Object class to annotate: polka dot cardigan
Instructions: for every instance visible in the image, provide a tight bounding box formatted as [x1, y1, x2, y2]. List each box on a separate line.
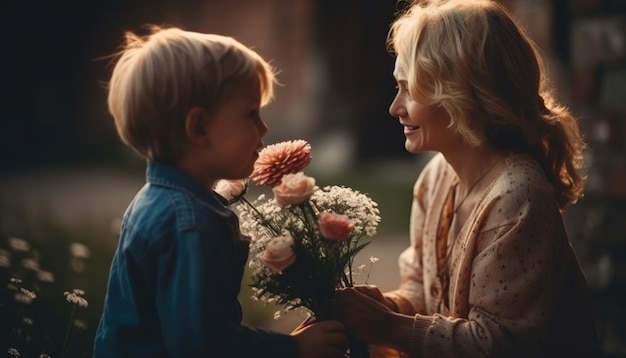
[381, 153, 599, 357]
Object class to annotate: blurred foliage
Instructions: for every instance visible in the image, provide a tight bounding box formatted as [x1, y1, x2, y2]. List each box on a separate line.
[0, 213, 116, 358]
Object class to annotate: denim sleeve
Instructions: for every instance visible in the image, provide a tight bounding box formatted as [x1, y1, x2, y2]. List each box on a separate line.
[153, 225, 299, 357]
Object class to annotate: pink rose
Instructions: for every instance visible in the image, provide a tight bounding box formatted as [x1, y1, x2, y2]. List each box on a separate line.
[272, 172, 317, 207]
[260, 234, 296, 274]
[317, 212, 353, 241]
[214, 179, 247, 201]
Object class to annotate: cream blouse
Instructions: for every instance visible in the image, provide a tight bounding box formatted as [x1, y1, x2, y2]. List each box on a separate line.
[383, 153, 599, 357]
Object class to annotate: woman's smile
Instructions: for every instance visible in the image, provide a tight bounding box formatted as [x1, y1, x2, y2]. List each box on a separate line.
[402, 123, 420, 135]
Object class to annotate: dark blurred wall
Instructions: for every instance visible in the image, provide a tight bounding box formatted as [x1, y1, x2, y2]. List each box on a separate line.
[1, 0, 207, 172]
[1, 0, 408, 173]
[313, 0, 410, 163]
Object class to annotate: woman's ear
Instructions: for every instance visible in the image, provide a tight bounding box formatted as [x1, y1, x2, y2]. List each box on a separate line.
[184, 107, 211, 145]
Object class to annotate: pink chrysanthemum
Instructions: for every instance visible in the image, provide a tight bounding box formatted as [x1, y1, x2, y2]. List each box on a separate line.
[250, 140, 313, 187]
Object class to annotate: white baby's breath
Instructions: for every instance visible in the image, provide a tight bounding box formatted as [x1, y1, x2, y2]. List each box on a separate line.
[237, 181, 381, 314]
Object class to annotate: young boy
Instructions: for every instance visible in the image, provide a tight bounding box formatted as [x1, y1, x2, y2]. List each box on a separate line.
[94, 26, 347, 357]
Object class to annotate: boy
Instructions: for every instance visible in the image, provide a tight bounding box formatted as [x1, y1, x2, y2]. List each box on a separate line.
[94, 26, 347, 357]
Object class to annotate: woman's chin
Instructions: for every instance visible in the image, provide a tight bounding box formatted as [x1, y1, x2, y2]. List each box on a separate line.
[404, 141, 424, 154]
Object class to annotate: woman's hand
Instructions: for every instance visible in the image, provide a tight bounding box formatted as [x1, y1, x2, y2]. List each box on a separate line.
[335, 287, 398, 345]
[350, 284, 397, 311]
[291, 320, 347, 358]
[335, 287, 414, 351]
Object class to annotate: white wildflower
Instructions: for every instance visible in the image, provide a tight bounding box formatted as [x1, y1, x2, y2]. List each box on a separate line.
[69, 242, 90, 258]
[21, 258, 39, 270]
[7, 277, 22, 291]
[0, 249, 11, 267]
[36, 270, 55, 283]
[0, 255, 10, 268]
[7, 348, 20, 357]
[73, 319, 87, 330]
[369, 256, 380, 263]
[14, 289, 36, 305]
[64, 291, 88, 308]
[20, 288, 37, 299]
[8, 237, 29, 252]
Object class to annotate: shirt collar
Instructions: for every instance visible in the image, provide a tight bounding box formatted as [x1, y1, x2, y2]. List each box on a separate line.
[146, 161, 229, 207]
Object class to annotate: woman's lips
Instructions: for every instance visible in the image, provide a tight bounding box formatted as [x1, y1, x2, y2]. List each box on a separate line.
[403, 124, 420, 134]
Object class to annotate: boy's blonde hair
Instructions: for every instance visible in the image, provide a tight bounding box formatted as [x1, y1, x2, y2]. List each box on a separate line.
[108, 26, 277, 163]
[389, 0, 586, 210]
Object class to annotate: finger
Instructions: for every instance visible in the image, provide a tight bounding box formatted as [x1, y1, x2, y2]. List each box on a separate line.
[353, 284, 377, 292]
[326, 331, 348, 346]
[320, 320, 345, 333]
[335, 287, 358, 301]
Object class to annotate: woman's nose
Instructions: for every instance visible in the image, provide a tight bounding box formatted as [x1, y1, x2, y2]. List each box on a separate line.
[389, 94, 403, 118]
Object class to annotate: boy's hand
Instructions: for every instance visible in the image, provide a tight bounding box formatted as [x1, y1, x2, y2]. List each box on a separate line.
[291, 320, 347, 358]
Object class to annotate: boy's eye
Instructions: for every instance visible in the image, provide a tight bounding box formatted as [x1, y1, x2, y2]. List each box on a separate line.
[249, 110, 259, 119]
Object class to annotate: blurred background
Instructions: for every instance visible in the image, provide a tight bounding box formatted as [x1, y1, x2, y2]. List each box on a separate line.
[1, 0, 625, 356]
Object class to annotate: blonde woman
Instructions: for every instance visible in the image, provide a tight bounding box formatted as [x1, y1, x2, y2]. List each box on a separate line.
[335, 1, 600, 357]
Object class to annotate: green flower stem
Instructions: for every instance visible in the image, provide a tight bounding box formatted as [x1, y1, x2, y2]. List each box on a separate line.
[241, 196, 281, 236]
[299, 202, 319, 238]
[60, 305, 75, 358]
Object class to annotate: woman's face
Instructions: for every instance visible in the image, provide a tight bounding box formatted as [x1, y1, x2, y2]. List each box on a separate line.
[389, 58, 457, 154]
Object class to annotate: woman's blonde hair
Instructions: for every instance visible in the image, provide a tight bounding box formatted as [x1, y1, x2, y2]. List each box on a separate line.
[389, 0, 586, 209]
[107, 26, 277, 164]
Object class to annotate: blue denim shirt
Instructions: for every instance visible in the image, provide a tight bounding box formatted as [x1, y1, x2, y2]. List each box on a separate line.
[94, 162, 298, 357]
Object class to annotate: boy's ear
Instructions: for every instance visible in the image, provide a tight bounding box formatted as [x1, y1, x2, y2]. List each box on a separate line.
[184, 107, 211, 145]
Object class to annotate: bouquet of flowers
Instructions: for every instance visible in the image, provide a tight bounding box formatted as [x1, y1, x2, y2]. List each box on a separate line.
[215, 139, 380, 357]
